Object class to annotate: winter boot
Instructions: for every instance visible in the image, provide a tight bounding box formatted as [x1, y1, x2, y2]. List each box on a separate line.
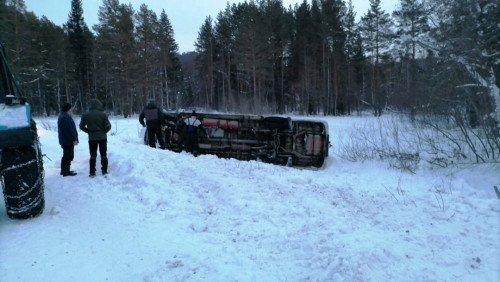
[101, 156, 108, 175]
[89, 157, 97, 176]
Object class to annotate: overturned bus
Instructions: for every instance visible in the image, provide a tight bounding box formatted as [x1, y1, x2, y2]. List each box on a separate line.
[143, 112, 330, 169]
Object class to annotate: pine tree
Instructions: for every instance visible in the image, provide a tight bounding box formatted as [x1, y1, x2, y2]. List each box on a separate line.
[135, 4, 160, 106]
[429, 0, 499, 136]
[94, 0, 135, 116]
[158, 10, 181, 110]
[214, 4, 237, 111]
[359, 0, 393, 116]
[260, 0, 290, 113]
[232, 1, 270, 113]
[66, 0, 94, 111]
[34, 17, 67, 116]
[291, 0, 315, 114]
[392, 0, 429, 109]
[342, 0, 363, 115]
[393, 0, 428, 60]
[321, 0, 347, 115]
[195, 16, 215, 109]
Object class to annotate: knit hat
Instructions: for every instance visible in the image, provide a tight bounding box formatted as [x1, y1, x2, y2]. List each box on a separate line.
[178, 111, 187, 119]
[61, 102, 72, 112]
[90, 99, 103, 110]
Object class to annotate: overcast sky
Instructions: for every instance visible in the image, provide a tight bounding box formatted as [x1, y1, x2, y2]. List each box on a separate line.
[24, 0, 398, 53]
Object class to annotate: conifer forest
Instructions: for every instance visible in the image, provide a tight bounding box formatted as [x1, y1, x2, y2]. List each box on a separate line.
[1, 0, 498, 131]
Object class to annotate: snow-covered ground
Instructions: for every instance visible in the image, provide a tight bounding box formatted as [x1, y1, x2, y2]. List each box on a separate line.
[1, 114, 498, 281]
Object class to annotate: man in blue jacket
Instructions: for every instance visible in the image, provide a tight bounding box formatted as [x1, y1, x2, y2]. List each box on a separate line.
[58, 102, 79, 176]
[80, 99, 111, 177]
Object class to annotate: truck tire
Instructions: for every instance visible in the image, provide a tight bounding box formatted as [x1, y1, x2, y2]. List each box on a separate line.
[1, 138, 45, 219]
[263, 116, 292, 131]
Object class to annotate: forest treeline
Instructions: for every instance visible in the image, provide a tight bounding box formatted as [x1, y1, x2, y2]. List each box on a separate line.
[0, 0, 498, 127]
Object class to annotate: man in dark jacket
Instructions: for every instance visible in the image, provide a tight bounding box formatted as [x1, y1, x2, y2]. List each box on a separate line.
[175, 112, 188, 151]
[183, 110, 207, 157]
[58, 102, 79, 176]
[139, 99, 167, 149]
[80, 99, 112, 177]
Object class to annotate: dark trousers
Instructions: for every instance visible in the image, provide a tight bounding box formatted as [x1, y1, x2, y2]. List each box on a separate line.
[185, 133, 200, 156]
[89, 139, 108, 174]
[147, 128, 166, 149]
[61, 145, 75, 174]
[177, 132, 186, 151]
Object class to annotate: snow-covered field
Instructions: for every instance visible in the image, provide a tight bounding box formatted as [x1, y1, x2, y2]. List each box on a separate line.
[1, 114, 499, 281]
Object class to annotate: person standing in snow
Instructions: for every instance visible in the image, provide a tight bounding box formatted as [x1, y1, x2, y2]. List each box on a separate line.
[139, 99, 167, 149]
[184, 110, 207, 157]
[58, 102, 79, 176]
[79, 99, 112, 177]
[175, 111, 188, 151]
